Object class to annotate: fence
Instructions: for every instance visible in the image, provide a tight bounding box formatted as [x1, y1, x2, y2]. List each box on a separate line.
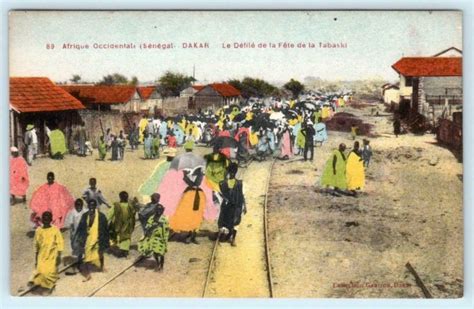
[161, 97, 191, 116]
[426, 95, 463, 105]
[79, 110, 141, 147]
[436, 112, 462, 151]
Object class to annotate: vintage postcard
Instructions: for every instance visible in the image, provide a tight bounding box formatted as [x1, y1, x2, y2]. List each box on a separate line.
[8, 11, 463, 298]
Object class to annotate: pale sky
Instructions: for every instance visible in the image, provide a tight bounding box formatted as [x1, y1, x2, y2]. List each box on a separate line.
[9, 11, 462, 84]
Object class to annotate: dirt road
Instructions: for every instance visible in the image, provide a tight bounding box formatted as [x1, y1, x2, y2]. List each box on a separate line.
[267, 104, 463, 298]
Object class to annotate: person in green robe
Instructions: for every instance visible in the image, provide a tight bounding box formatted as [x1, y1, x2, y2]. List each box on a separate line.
[98, 136, 107, 161]
[321, 143, 347, 196]
[151, 133, 161, 159]
[107, 191, 137, 257]
[296, 127, 306, 156]
[313, 109, 322, 124]
[183, 139, 194, 152]
[50, 128, 67, 159]
[204, 145, 230, 192]
[138, 148, 176, 197]
[138, 204, 169, 271]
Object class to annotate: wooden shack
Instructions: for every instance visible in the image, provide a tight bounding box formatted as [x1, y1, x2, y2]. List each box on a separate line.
[194, 83, 241, 111]
[137, 86, 163, 114]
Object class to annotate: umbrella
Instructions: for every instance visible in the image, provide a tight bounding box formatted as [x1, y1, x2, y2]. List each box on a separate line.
[284, 110, 299, 118]
[169, 152, 206, 170]
[304, 102, 317, 110]
[269, 111, 285, 121]
[233, 113, 246, 122]
[210, 136, 239, 149]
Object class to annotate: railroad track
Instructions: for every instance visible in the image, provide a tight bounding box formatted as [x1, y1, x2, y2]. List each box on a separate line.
[202, 158, 276, 298]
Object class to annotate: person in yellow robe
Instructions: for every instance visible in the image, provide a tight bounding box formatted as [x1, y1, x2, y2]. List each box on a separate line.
[346, 141, 365, 196]
[29, 211, 64, 294]
[138, 116, 148, 143]
[73, 199, 110, 281]
[178, 118, 187, 131]
[321, 105, 331, 120]
[108, 191, 137, 257]
[245, 111, 254, 121]
[248, 128, 259, 147]
[216, 119, 225, 130]
[192, 124, 201, 141]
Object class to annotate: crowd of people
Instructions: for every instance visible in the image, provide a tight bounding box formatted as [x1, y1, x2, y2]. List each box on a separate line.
[96, 94, 344, 164]
[10, 91, 379, 295]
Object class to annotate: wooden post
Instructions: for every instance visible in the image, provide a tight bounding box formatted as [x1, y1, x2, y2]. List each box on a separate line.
[431, 105, 435, 127]
[406, 262, 433, 298]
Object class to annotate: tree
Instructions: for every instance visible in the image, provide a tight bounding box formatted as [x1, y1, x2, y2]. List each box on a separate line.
[97, 73, 129, 85]
[228, 77, 277, 98]
[157, 71, 196, 97]
[70, 74, 81, 84]
[129, 76, 139, 86]
[284, 78, 305, 98]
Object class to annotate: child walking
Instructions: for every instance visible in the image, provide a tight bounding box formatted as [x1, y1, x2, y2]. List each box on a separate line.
[29, 211, 64, 295]
[138, 204, 169, 271]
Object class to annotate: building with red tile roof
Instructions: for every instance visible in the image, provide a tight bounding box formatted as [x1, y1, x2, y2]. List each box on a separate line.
[391, 52, 462, 124]
[9, 77, 86, 154]
[10, 77, 85, 113]
[137, 86, 162, 113]
[137, 86, 157, 101]
[194, 83, 242, 110]
[391, 57, 462, 77]
[207, 83, 241, 97]
[61, 85, 141, 112]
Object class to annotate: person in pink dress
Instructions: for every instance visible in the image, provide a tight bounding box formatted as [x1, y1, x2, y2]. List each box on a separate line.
[279, 125, 293, 160]
[10, 146, 29, 205]
[29, 172, 74, 229]
[158, 169, 218, 223]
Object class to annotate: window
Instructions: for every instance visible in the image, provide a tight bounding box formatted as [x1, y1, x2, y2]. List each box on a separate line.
[405, 77, 413, 87]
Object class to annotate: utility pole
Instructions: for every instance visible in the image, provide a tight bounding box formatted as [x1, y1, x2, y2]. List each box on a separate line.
[192, 65, 196, 85]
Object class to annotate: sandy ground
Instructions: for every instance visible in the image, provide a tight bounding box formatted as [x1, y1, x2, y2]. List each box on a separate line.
[206, 161, 272, 298]
[267, 104, 463, 298]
